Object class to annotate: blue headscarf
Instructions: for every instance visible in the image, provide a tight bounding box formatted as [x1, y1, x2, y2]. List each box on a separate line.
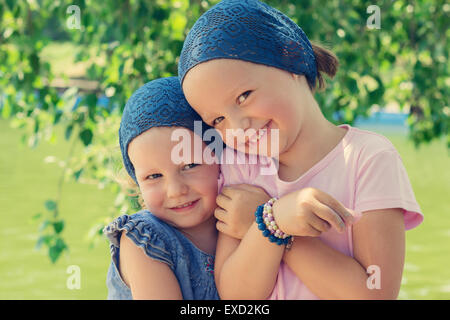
[119, 77, 217, 184]
[178, 0, 317, 88]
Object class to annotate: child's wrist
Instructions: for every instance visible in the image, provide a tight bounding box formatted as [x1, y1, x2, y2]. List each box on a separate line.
[255, 198, 293, 247]
[271, 197, 285, 230]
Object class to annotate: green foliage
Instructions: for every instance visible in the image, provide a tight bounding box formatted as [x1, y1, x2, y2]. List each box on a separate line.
[33, 200, 68, 264]
[269, 0, 449, 145]
[0, 0, 448, 263]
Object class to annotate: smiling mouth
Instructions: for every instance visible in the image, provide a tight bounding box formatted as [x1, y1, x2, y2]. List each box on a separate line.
[170, 199, 199, 210]
[246, 120, 272, 145]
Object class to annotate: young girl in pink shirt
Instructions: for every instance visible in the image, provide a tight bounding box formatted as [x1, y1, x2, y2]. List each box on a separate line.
[178, 0, 423, 299]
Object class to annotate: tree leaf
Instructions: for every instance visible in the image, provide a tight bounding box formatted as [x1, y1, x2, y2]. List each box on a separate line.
[53, 220, 64, 234]
[44, 200, 57, 212]
[79, 128, 93, 146]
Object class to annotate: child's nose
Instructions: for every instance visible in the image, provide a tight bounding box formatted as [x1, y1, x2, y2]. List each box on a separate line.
[166, 177, 189, 199]
[229, 113, 251, 132]
[240, 117, 250, 130]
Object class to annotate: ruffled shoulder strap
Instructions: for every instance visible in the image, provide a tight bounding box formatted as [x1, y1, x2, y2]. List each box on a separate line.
[103, 211, 176, 268]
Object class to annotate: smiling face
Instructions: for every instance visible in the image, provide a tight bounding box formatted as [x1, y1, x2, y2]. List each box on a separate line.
[182, 59, 315, 157]
[127, 126, 219, 231]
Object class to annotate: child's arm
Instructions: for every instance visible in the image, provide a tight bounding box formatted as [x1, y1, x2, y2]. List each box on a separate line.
[214, 184, 284, 299]
[119, 232, 183, 299]
[283, 208, 405, 299]
[214, 225, 285, 299]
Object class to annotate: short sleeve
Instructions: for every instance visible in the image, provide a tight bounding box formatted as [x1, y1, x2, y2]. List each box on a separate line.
[103, 212, 174, 267]
[354, 150, 423, 230]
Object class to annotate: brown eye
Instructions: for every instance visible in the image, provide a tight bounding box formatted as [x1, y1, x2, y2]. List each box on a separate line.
[237, 91, 252, 105]
[147, 173, 162, 180]
[183, 163, 200, 170]
[212, 116, 224, 126]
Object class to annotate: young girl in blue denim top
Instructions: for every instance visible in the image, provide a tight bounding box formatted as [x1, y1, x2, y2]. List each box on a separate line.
[103, 77, 230, 299]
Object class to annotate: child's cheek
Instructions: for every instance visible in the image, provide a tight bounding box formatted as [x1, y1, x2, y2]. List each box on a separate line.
[192, 164, 219, 198]
[254, 99, 276, 118]
[141, 186, 165, 213]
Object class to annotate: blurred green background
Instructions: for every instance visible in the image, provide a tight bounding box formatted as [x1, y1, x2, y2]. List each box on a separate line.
[0, 0, 448, 299]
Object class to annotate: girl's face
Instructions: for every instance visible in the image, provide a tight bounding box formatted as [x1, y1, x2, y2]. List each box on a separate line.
[128, 127, 219, 231]
[182, 59, 314, 157]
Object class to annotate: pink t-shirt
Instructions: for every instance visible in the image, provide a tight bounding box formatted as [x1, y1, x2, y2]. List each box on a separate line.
[218, 124, 423, 300]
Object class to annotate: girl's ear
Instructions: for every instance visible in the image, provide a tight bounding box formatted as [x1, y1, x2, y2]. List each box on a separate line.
[292, 74, 315, 93]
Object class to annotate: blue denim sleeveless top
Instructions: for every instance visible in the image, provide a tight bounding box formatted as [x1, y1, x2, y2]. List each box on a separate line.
[103, 210, 219, 300]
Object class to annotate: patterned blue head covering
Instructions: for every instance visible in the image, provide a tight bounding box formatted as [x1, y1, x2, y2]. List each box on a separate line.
[119, 77, 216, 184]
[178, 0, 317, 88]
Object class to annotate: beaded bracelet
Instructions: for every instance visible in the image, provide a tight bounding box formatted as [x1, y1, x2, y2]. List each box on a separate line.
[255, 198, 292, 246]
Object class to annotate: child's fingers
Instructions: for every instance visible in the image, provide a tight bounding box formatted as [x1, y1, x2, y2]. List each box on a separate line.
[303, 224, 322, 237]
[220, 186, 237, 199]
[349, 209, 363, 221]
[215, 220, 228, 234]
[313, 201, 346, 233]
[307, 214, 332, 233]
[216, 193, 231, 209]
[214, 207, 228, 223]
[315, 191, 355, 226]
[215, 220, 241, 240]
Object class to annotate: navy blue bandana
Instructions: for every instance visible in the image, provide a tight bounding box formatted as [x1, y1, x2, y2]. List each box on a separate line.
[178, 0, 317, 88]
[119, 77, 216, 184]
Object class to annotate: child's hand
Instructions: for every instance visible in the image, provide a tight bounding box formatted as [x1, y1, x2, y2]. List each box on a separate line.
[273, 188, 356, 237]
[215, 184, 271, 239]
